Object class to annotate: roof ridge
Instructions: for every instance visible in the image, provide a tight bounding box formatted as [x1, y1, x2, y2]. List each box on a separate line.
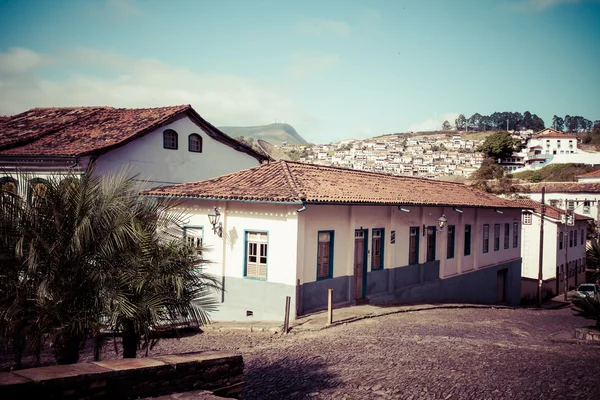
[280, 161, 306, 200]
[279, 160, 468, 187]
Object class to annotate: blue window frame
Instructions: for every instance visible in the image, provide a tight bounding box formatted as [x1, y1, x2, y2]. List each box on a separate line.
[409, 226, 419, 265]
[371, 228, 384, 270]
[447, 225, 455, 259]
[317, 230, 334, 280]
[464, 224, 471, 256]
[483, 224, 489, 253]
[244, 231, 268, 280]
[183, 226, 204, 251]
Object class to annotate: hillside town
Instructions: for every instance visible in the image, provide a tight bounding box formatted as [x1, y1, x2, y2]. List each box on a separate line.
[290, 134, 485, 179]
[1, 1, 600, 399]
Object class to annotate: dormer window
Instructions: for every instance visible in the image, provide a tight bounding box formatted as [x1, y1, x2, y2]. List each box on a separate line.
[163, 129, 178, 150]
[188, 134, 202, 153]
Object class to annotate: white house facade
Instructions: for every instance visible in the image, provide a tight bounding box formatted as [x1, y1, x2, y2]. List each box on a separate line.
[515, 182, 600, 227]
[144, 161, 524, 322]
[516, 199, 589, 302]
[0, 105, 268, 194]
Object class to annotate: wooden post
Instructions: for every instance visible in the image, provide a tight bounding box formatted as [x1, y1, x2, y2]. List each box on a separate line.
[327, 289, 333, 325]
[283, 296, 291, 334]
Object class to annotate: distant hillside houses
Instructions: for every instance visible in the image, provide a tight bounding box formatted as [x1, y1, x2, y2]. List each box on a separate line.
[292, 134, 485, 179]
[499, 128, 600, 172]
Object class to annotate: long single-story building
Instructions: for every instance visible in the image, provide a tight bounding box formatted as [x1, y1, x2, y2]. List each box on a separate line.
[143, 161, 525, 321]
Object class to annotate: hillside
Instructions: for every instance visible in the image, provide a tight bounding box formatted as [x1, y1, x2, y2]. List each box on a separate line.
[219, 123, 308, 145]
[512, 163, 600, 182]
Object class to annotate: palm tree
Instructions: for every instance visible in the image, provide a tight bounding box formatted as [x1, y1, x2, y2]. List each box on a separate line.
[0, 166, 221, 366]
[100, 199, 221, 358]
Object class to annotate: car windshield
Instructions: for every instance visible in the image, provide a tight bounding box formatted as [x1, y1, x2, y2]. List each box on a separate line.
[578, 285, 595, 292]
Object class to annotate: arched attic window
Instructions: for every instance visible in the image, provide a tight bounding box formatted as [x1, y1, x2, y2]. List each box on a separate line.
[188, 133, 202, 153]
[28, 178, 48, 204]
[0, 177, 18, 194]
[163, 129, 178, 150]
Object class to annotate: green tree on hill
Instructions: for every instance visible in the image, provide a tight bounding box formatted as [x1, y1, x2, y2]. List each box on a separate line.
[481, 131, 522, 160]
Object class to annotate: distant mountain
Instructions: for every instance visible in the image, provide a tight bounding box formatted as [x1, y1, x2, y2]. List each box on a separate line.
[219, 123, 308, 145]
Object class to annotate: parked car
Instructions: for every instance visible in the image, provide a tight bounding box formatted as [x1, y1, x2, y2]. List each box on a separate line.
[575, 284, 600, 298]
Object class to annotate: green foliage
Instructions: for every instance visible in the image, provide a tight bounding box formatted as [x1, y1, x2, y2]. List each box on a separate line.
[587, 238, 600, 272]
[528, 171, 543, 183]
[0, 166, 220, 367]
[513, 163, 600, 182]
[470, 157, 518, 195]
[481, 132, 522, 160]
[442, 120, 452, 131]
[571, 293, 600, 330]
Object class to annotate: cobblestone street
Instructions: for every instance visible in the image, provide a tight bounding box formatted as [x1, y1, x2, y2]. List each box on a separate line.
[4, 306, 599, 399]
[148, 307, 600, 400]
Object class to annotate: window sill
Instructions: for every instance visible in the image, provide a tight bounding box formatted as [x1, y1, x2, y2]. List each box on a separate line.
[244, 276, 267, 281]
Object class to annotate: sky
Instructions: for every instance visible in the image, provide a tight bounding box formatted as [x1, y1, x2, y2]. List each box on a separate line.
[0, 0, 599, 143]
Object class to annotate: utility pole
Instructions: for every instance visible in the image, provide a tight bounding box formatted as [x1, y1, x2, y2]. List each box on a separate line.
[564, 200, 569, 302]
[537, 187, 545, 308]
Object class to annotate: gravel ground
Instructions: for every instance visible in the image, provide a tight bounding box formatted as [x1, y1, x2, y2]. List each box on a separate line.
[3, 307, 600, 399]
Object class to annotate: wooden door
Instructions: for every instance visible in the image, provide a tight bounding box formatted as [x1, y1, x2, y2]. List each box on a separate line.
[497, 269, 507, 303]
[354, 230, 366, 300]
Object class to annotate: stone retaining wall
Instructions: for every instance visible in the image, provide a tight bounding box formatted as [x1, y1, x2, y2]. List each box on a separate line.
[574, 327, 600, 344]
[0, 351, 243, 399]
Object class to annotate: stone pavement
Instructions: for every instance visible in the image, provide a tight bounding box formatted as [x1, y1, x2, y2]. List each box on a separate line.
[204, 294, 572, 334]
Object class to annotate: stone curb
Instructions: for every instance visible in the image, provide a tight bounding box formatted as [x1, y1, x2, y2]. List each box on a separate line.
[290, 304, 517, 333]
[202, 325, 282, 334]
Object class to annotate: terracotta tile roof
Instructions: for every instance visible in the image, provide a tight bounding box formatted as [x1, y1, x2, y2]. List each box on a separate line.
[577, 169, 600, 178]
[533, 128, 577, 139]
[515, 182, 600, 194]
[512, 199, 592, 221]
[0, 105, 268, 161]
[142, 160, 524, 209]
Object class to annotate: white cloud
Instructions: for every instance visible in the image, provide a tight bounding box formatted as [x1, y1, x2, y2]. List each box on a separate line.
[0, 47, 53, 75]
[407, 113, 459, 132]
[508, 0, 581, 11]
[107, 0, 142, 15]
[294, 18, 350, 36]
[286, 52, 341, 79]
[0, 47, 312, 129]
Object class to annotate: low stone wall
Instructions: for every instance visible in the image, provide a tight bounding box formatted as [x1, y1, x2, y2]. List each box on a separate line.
[574, 327, 600, 344]
[0, 351, 243, 400]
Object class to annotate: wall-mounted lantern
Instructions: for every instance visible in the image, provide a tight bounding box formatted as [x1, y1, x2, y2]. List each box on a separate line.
[208, 206, 223, 237]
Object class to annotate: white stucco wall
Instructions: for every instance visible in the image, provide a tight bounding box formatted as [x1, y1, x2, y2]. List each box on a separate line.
[521, 215, 587, 280]
[94, 116, 261, 186]
[525, 192, 600, 224]
[178, 200, 299, 285]
[296, 204, 522, 285]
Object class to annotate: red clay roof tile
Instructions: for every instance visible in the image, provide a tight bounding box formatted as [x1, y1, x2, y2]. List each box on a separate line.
[577, 169, 600, 178]
[0, 105, 268, 161]
[515, 182, 600, 193]
[142, 160, 524, 208]
[512, 199, 592, 221]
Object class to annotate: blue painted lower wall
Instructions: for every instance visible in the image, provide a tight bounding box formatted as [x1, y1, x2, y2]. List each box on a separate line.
[208, 276, 296, 322]
[380, 259, 521, 306]
[298, 276, 351, 315]
[299, 258, 522, 315]
[211, 259, 522, 321]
